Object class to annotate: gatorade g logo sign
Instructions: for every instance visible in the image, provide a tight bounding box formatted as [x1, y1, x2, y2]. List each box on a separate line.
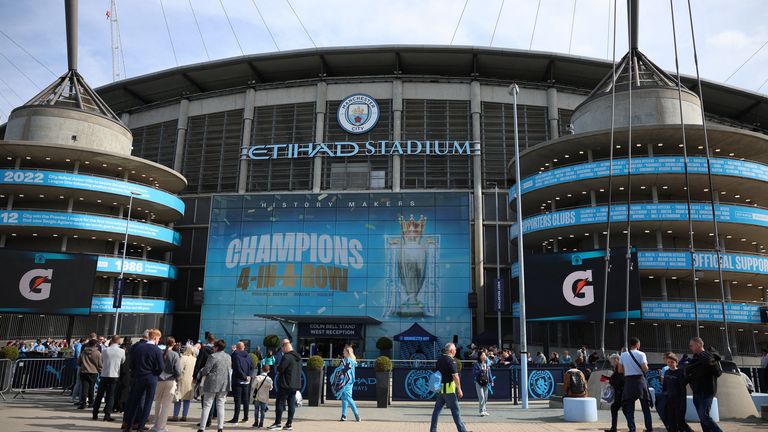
[562, 270, 594, 307]
[19, 268, 53, 301]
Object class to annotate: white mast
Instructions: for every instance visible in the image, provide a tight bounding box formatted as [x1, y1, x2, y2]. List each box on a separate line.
[109, 0, 123, 81]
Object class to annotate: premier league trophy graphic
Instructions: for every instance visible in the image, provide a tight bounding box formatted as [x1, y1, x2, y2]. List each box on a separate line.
[385, 215, 439, 317]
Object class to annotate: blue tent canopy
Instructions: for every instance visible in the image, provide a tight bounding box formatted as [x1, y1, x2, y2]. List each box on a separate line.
[393, 323, 438, 342]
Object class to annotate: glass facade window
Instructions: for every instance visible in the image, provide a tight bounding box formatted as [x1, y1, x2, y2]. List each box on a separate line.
[248, 103, 316, 192]
[401, 100, 472, 189]
[322, 99, 393, 190]
[182, 110, 243, 193]
[131, 119, 178, 168]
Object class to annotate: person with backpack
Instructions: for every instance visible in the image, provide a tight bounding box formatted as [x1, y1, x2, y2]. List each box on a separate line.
[685, 337, 722, 432]
[252, 364, 273, 429]
[618, 337, 653, 432]
[473, 351, 494, 416]
[564, 362, 588, 397]
[429, 343, 468, 432]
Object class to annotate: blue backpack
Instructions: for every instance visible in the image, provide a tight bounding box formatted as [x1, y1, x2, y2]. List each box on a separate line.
[428, 370, 443, 393]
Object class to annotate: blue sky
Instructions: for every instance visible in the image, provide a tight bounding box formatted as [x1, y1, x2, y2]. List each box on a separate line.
[0, 0, 765, 120]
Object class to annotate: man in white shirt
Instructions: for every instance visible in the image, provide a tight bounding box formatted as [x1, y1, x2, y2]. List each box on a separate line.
[618, 337, 653, 432]
[92, 335, 125, 422]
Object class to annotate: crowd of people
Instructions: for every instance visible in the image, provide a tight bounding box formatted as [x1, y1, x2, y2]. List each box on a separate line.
[462, 343, 603, 369]
[57, 330, 307, 432]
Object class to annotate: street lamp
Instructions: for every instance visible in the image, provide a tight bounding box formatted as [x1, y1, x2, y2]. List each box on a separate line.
[487, 181, 503, 352]
[113, 190, 142, 335]
[509, 83, 528, 409]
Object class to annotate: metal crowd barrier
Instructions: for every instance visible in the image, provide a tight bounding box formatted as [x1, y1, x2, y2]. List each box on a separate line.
[10, 357, 76, 398]
[0, 359, 12, 400]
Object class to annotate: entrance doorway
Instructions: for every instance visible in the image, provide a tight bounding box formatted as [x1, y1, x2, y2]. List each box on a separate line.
[303, 338, 359, 359]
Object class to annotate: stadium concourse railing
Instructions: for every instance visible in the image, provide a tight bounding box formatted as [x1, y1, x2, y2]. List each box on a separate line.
[0, 357, 76, 400]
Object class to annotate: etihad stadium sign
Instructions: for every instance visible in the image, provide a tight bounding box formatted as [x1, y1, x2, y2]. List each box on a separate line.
[242, 140, 480, 160]
[242, 93, 480, 160]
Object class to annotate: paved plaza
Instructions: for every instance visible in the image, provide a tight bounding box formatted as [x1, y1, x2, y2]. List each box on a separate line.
[0, 391, 763, 432]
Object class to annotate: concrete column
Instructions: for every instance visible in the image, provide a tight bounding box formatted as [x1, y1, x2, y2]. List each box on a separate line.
[647, 143, 654, 157]
[59, 160, 80, 252]
[173, 98, 190, 173]
[471, 80, 485, 334]
[120, 112, 131, 128]
[724, 281, 732, 301]
[586, 150, 599, 248]
[546, 87, 559, 140]
[312, 82, 327, 193]
[763, 289, 768, 304]
[392, 80, 403, 192]
[238, 88, 257, 193]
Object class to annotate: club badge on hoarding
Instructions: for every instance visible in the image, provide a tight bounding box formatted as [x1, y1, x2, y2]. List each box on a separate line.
[337, 94, 380, 134]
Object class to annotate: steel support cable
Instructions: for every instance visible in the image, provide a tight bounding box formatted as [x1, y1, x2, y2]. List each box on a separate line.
[600, 0, 618, 361]
[670, 0, 701, 336]
[758, 77, 768, 93]
[0, 30, 56, 77]
[724, 38, 768, 83]
[158, 0, 179, 66]
[252, 0, 280, 51]
[686, 0, 733, 360]
[219, 0, 245, 56]
[568, 0, 578, 54]
[0, 49, 40, 89]
[529, 0, 542, 49]
[623, 2, 634, 351]
[188, 0, 211, 60]
[490, 0, 505, 46]
[0, 76, 24, 103]
[450, 0, 470, 45]
[285, 0, 316, 48]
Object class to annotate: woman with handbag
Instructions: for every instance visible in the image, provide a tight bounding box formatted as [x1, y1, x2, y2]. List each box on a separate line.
[603, 354, 625, 432]
[473, 352, 494, 416]
[618, 337, 653, 432]
[171, 344, 197, 422]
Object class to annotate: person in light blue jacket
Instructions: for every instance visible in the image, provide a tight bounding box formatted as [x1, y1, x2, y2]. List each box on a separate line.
[332, 346, 361, 422]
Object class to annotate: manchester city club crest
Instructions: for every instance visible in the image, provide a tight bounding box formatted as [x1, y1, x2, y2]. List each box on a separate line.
[404, 369, 436, 400]
[528, 370, 555, 399]
[337, 93, 380, 134]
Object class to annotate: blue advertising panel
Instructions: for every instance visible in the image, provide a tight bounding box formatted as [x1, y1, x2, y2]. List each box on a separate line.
[201, 193, 472, 350]
[511, 157, 768, 198]
[0, 169, 184, 214]
[326, 366, 377, 401]
[513, 203, 768, 237]
[90, 296, 174, 314]
[641, 301, 761, 324]
[514, 251, 768, 277]
[96, 256, 177, 279]
[0, 210, 181, 246]
[391, 367, 512, 401]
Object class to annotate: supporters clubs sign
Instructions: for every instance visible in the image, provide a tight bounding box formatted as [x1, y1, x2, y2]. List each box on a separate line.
[0, 249, 97, 315]
[242, 94, 479, 160]
[517, 249, 642, 321]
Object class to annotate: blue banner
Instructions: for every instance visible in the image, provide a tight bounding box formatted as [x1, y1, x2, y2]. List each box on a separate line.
[96, 256, 177, 279]
[514, 250, 768, 277]
[90, 296, 174, 314]
[511, 157, 768, 198]
[0, 169, 184, 214]
[641, 300, 761, 323]
[326, 366, 377, 401]
[201, 193, 472, 350]
[0, 210, 181, 246]
[512, 203, 768, 237]
[391, 367, 512, 401]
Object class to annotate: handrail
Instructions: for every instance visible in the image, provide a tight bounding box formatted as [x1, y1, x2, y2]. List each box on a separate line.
[527, 200, 768, 215]
[0, 166, 175, 194]
[2, 208, 174, 230]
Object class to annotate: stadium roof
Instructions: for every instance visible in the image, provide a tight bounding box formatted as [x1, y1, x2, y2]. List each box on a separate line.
[95, 45, 767, 129]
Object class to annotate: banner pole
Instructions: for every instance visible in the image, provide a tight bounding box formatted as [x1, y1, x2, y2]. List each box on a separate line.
[510, 83, 528, 409]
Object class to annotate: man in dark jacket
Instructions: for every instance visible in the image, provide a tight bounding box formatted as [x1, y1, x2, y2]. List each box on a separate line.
[228, 341, 254, 423]
[121, 329, 164, 432]
[194, 333, 217, 428]
[267, 339, 301, 431]
[685, 337, 722, 432]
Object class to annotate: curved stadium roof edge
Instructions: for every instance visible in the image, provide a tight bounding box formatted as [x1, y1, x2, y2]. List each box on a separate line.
[94, 45, 767, 126]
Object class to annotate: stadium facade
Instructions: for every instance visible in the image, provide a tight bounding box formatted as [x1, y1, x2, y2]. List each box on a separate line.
[2, 45, 767, 360]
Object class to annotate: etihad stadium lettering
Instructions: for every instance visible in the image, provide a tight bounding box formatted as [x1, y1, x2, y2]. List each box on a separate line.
[242, 140, 480, 160]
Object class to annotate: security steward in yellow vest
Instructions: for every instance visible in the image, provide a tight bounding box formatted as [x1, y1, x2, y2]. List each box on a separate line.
[429, 343, 469, 432]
